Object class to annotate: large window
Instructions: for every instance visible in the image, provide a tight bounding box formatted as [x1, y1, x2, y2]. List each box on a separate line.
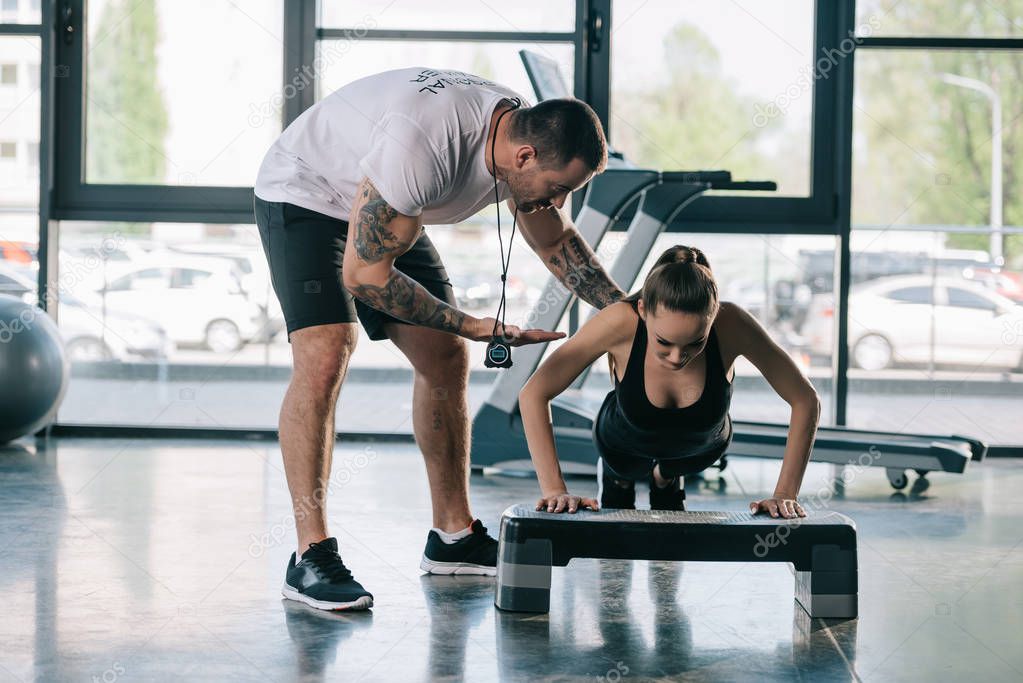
[315, 1, 577, 102]
[315, 41, 574, 102]
[318, 0, 576, 33]
[609, 0, 815, 197]
[25, 3, 1020, 447]
[0, 0, 39, 24]
[43, 0, 584, 430]
[53, 217, 555, 429]
[0, 34, 39, 292]
[850, 31, 1023, 443]
[856, 0, 1023, 38]
[83, 0, 283, 187]
[845, 228, 1022, 445]
[0, 36, 38, 205]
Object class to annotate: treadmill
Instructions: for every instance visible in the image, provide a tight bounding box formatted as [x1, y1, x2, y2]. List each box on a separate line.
[470, 51, 986, 491]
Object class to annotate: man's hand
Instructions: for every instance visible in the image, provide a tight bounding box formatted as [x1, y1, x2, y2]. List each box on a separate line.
[469, 317, 565, 346]
[749, 497, 806, 519]
[536, 491, 599, 514]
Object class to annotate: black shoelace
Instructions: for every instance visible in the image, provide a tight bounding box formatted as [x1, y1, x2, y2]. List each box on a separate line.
[301, 541, 353, 582]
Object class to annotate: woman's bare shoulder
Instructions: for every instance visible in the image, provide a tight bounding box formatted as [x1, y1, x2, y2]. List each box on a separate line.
[593, 300, 640, 340]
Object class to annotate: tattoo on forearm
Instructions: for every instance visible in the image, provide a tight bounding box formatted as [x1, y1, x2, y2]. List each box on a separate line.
[548, 234, 625, 309]
[353, 182, 408, 264]
[348, 271, 466, 335]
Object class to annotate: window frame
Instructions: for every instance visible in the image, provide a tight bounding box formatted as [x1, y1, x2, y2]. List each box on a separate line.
[50, 0, 588, 224]
[51, 0, 274, 223]
[648, 0, 844, 233]
[15, 1, 1018, 442]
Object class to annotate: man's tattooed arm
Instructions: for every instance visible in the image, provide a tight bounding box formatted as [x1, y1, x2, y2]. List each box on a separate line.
[352, 182, 413, 263]
[344, 178, 471, 336]
[348, 272, 468, 335]
[545, 229, 626, 309]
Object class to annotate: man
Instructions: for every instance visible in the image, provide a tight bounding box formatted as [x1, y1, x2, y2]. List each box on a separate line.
[254, 67, 625, 611]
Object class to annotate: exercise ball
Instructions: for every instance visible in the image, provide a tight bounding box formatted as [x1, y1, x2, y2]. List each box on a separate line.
[0, 294, 69, 443]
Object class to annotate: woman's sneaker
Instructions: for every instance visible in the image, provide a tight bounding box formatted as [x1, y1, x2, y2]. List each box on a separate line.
[598, 457, 636, 509]
[649, 475, 686, 511]
[420, 519, 498, 576]
[282, 538, 374, 611]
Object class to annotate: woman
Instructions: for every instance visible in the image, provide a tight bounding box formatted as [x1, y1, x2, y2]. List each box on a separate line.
[519, 245, 817, 518]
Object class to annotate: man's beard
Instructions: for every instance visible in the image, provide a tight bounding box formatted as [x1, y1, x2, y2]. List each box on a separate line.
[509, 190, 549, 214]
[506, 173, 549, 214]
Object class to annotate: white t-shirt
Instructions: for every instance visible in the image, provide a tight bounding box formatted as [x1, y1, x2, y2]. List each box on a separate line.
[254, 67, 529, 225]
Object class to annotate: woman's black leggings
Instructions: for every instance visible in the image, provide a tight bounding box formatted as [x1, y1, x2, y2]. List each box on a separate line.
[595, 422, 733, 482]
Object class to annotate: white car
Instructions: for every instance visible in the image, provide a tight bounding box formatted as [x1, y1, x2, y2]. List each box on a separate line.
[165, 243, 284, 340]
[804, 275, 1023, 371]
[95, 256, 270, 352]
[0, 263, 170, 362]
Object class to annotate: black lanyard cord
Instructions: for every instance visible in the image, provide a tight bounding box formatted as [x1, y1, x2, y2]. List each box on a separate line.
[489, 99, 520, 341]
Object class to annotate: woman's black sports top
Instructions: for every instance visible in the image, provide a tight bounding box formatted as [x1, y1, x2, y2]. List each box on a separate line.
[593, 302, 733, 459]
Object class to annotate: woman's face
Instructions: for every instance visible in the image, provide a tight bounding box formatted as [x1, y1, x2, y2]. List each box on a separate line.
[638, 300, 716, 371]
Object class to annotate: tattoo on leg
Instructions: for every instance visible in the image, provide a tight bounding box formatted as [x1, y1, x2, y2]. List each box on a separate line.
[348, 272, 466, 335]
[432, 408, 443, 432]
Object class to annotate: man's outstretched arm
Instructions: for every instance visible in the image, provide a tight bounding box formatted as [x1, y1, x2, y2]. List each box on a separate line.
[344, 180, 565, 346]
[513, 201, 626, 309]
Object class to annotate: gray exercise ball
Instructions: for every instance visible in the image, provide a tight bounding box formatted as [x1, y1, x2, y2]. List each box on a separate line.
[0, 294, 69, 443]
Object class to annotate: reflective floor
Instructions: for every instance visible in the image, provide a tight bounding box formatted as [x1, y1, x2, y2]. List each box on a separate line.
[1, 437, 1021, 682]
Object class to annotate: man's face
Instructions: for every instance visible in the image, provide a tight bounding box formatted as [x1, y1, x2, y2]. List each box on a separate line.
[505, 154, 595, 214]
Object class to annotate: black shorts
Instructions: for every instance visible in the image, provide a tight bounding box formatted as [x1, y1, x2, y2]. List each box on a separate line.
[254, 195, 457, 341]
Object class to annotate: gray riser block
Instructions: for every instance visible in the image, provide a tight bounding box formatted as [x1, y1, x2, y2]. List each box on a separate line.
[495, 585, 550, 613]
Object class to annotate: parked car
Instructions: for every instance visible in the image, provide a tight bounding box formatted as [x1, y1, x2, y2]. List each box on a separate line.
[0, 263, 170, 362]
[797, 249, 931, 295]
[803, 275, 1023, 371]
[58, 241, 180, 294]
[94, 257, 271, 352]
[960, 266, 1023, 303]
[0, 240, 35, 265]
[165, 242, 284, 339]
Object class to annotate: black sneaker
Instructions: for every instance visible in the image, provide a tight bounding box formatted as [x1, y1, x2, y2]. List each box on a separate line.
[282, 538, 374, 611]
[649, 474, 686, 511]
[420, 519, 498, 576]
[598, 457, 636, 509]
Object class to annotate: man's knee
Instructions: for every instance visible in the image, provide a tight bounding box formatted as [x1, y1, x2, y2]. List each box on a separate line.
[290, 324, 358, 397]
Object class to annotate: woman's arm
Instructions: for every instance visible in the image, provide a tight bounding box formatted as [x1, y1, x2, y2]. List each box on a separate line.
[519, 302, 633, 511]
[718, 303, 821, 518]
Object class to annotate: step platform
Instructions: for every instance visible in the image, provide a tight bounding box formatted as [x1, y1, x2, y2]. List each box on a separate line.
[494, 504, 857, 618]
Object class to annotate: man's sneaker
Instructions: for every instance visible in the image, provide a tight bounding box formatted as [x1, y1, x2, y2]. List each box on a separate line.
[649, 474, 686, 511]
[420, 519, 498, 576]
[281, 538, 374, 611]
[598, 457, 636, 509]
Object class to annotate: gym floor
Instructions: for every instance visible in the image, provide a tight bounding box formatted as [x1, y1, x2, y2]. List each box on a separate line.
[1, 438, 1020, 682]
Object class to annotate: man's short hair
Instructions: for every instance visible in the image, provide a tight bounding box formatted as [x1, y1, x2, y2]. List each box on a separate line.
[509, 98, 608, 173]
